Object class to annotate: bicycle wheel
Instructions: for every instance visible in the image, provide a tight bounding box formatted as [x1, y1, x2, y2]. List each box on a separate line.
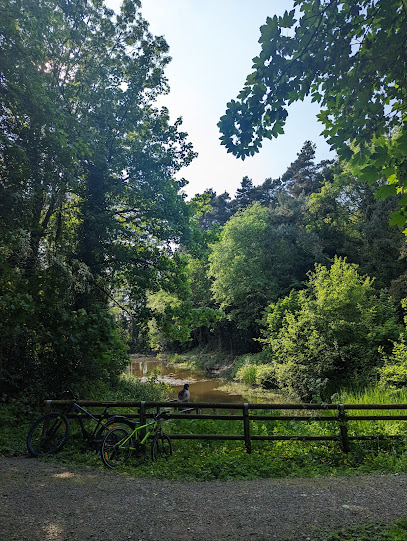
[27, 413, 70, 457]
[93, 416, 136, 452]
[101, 427, 132, 469]
[151, 433, 172, 461]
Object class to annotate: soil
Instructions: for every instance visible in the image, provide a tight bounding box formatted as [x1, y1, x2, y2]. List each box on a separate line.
[1, 457, 406, 541]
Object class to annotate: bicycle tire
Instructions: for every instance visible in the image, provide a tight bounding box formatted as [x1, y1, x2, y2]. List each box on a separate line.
[27, 412, 70, 457]
[93, 416, 136, 451]
[151, 433, 172, 461]
[101, 426, 132, 469]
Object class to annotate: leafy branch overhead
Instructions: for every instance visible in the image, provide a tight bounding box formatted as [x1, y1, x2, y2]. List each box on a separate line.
[218, 0, 407, 225]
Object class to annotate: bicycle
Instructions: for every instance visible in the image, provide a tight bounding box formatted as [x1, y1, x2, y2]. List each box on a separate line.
[26, 389, 134, 457]
[101, 410, 172, 469]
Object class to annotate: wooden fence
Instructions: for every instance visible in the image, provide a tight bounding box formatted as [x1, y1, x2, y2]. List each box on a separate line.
[44, 400, 407, 453]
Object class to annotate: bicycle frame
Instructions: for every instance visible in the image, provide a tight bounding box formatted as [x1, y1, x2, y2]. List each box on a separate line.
[67, 402, 107, 442]
[27, 390, 134, 458]
[117, 418, 159, 450]
[60, 400, 131, 448]
[100, 410, 172, 468]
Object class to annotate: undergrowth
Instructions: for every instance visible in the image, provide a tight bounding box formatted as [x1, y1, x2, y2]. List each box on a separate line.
[2, 377, 407, 541]
[2, 379, 407, 484]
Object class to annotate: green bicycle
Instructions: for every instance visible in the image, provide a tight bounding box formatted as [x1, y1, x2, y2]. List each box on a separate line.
[101, 410, 173, 469]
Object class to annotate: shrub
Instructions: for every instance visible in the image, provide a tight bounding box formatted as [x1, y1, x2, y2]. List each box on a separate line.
[261, 258, 403, 400]
[233, 355, 279, 389]
[378, 338, 407, 389]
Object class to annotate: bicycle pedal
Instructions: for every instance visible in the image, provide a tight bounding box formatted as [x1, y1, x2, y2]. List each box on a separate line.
[135, 443, 146, 457]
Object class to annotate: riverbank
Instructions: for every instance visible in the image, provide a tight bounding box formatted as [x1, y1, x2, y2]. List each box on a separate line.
[2, 456, 407, 541]
[161, 350, 292, 404]
[128, 352, 282, 403]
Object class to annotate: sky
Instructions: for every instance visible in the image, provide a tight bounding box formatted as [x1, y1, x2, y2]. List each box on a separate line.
[108, 0, 334, 199]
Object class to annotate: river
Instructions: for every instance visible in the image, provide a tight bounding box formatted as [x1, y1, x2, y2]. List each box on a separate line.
[127, 356, 257, 403]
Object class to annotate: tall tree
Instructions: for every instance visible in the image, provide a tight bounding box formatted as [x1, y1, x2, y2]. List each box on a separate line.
[281, 140, 333, 197]
[208, 201, 322, 343]
[0, 0, 195, 394]
[305, 166, 407, 291]
[218, 0, 407, 225]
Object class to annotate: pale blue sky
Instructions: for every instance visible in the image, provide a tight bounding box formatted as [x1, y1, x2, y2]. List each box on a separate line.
[108, 0, 333, 198]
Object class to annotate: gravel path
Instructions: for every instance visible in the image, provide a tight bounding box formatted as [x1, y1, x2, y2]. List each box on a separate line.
[1, 457, 406, 541]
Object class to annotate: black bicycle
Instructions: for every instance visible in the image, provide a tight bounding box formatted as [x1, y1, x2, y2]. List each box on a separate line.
[26, 389, 133, 457]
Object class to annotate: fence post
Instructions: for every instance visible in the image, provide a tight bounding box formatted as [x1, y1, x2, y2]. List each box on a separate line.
[43, 400, 53, 414]
[243, 403, 251, 454]
[139, 401, 146, 441]
[338, 404, 350, 453]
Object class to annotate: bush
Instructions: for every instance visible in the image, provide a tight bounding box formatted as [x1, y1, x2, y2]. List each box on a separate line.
[233, 354, 279, 389]
[378, 338, 407, 389]
[261, 258, 403, 400]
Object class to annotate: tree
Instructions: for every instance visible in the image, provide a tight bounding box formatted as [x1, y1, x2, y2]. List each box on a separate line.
[233, 176, 256, 211]
[261, 257, 402, 400]
[281, 140, 333, 197]
[190, 189, 232, 231]
[0, 0, 195, 394]
[218, 0, 407, 225]
[208, 201, 322, 342]
[305, 165, 407, 291]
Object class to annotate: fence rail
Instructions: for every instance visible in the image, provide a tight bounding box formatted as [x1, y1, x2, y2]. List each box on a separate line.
[44, 400, 407, 454]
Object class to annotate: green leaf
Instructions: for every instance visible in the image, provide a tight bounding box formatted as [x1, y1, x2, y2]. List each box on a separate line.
[389, 211, 407, 227]
[375, 184, 398, 200]
[358, 165, 379, 184]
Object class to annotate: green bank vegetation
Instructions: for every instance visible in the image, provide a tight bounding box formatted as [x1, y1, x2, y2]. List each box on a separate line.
[2, 379, 407, 482]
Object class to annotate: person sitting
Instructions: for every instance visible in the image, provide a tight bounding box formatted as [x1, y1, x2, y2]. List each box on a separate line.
[177, 383, 190, 402]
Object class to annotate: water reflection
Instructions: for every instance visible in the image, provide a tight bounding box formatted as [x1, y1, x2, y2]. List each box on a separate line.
[127, 356, 252, 403]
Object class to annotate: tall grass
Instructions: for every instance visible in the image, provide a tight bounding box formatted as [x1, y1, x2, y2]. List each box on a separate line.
[3, 379, 407, 482]
[332, 385, 407, 441]
[336, 385, 407, 405]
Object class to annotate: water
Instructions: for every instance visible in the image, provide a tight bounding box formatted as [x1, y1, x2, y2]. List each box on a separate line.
[127, 356, 253, 403]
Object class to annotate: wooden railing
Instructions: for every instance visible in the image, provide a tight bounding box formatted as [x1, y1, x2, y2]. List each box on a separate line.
[44, 400, 407, 454]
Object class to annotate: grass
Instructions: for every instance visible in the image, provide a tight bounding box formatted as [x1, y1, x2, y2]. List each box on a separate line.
[8, 403, 405, 483]
[311, 518, 407, 541]
[336, 385, 407, 405]
[2, 380, 407, 483]
[2, 378, 407, 541]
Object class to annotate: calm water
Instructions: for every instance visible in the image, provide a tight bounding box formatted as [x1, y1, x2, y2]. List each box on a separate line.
[127, 356, 254, 403]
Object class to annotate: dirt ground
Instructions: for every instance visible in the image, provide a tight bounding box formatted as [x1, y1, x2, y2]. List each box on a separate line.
[1, 457, 406, 541]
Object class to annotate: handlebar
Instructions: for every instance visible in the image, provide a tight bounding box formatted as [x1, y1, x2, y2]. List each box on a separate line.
[154, 410, 171, 420]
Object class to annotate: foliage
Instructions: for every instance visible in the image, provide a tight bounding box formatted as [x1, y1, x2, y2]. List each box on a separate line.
[232, 353, 279, 388]
[0, 372, 171, 457]
[0, 0, 196, 395]
[261, 257, 403, 400]
[378, 340, 407, 390]
[375, 299, 407, 389]
[281, 140, 333, 197]
[336, 383, 407, 407]
[147, 289, 222, 350]
[167, 349, 233, 373]
[218, 0, 407, 225]
[181, 141, 406, 360]
[208, 200, 322, 341]
[208, 203, 273, 336]
[189, 189, 232, 232]
[305, 167, 407, 291]
[3, 389, 407, 484]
